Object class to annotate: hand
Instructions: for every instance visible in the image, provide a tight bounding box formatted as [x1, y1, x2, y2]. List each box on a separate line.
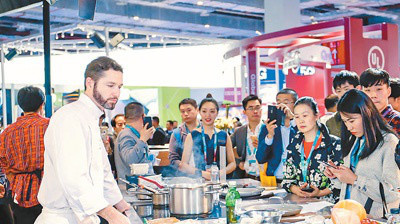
[114, 199, 131, 213]
[290, 183, 311, 198]
[265, 119, 277, 139]
[0, 184, 5, 198]
[303, 185, 321, 198]
[238, 161, 245, 170]
[330, 166, 357, 185]
[250, 136, 258, 148]
[323, 161, 338, 179]
[277, 103, 294, 121]
[139, 123, 155, 142]
[202, 170, 211, 180]
[98, 206, 130, 224]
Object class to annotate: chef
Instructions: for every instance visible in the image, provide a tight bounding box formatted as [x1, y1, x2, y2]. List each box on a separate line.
[35, 57, 133, 224]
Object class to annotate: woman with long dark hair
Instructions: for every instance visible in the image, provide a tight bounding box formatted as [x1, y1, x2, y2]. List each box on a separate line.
[180, 97, 236, 180]
[282, 97, 342, 203]
[325, 89, 400, 218]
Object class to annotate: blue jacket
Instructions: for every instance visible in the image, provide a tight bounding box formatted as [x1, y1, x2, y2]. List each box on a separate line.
[256, 124, 296, 176]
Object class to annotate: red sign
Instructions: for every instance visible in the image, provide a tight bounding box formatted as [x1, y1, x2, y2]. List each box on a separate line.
[345, 17, 399, 77]
[247, 50, 258, 96]
[322, 40, 346, 65]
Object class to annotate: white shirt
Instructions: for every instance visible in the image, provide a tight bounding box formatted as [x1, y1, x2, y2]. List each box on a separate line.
[244, 123, 262, 176]
[38, 94, 122, 222]
[265, 119, 296, 179]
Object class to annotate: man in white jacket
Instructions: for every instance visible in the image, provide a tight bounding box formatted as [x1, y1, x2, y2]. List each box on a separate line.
[35, 57, 133, 224]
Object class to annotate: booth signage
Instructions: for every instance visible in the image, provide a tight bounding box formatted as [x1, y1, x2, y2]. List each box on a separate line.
[368, 45, 385, 69]
[291, 66, 316, 76]
[345, 18, 399, 77]
[247, 50, 259, 95]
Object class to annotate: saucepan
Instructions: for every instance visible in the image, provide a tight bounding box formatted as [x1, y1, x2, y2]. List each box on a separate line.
[120, 178, 170, 207]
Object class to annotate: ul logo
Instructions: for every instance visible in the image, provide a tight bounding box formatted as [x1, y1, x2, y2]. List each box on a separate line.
[368, 46, 385, 69]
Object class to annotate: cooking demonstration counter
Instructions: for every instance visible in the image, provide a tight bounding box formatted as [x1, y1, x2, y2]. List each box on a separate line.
[119, 178, 335, 223]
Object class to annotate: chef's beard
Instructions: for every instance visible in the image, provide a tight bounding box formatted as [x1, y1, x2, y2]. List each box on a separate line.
[93, 82, 118, 110]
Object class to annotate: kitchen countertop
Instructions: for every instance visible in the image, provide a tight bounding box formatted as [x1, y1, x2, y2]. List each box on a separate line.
[119, 180, 333, 223]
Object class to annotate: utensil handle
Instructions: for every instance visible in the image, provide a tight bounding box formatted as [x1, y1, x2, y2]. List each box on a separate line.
[119, 178, 138, 188]
[138, 176, 164, 189]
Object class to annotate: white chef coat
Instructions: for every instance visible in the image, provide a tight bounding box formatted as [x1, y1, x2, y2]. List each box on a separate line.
[36, 94, 122, 223]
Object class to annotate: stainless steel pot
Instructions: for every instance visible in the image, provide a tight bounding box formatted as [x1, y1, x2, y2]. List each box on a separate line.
[168, 183, 214, 215]
[136, 190, 169, 207]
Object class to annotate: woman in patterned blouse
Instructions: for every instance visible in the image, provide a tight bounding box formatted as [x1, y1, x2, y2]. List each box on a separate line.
[282, 97, 342, 203]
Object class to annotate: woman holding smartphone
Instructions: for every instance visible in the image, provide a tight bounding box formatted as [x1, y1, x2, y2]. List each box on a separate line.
[324, 89, 400, 218]
[282, 97, 342, 203]
[180, 97, 236, 180]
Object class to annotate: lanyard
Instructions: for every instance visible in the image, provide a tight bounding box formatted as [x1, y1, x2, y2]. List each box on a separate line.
[126, 124, 140, 138]
[350, 136, 365, 170]
[300, 130, 321, 183]
[246, 124, 263, 156]
[201, 126, 218, 163]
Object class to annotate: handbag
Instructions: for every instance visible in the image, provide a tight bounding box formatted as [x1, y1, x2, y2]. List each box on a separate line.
[364, 182, 389, 219]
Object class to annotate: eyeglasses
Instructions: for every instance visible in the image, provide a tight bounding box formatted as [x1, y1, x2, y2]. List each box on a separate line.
[277, 100, 294, 105]
[246, 106, 262, 111]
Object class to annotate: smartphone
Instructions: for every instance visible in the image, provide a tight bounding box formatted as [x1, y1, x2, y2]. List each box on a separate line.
[267, 105, 285, 126]
[143, 116, 152, 128]
[317, 160, 337, 169]
[301, 186, 314, 193]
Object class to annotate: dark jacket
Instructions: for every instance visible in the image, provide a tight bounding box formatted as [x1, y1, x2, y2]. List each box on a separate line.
[256, 124, 297, 176]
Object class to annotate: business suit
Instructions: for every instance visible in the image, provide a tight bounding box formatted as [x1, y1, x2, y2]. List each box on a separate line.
[230, 125, 248, 178]
[256, 124, 296, 177]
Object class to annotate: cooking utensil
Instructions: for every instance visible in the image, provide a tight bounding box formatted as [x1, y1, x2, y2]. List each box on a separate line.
[220, 187, 264, 197]
[241, 192, 274, 200]
[168, 183, 214, 215]
[240, 208, 284, 224]
[139, 176, 164, 189]
[243, 204, 303, 217]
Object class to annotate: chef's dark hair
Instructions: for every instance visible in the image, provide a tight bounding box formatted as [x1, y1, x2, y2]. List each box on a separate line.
[17, 86, 45, 113]
[84, 56, 123, 90]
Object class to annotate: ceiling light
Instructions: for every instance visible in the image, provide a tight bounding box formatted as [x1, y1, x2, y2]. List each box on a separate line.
[147, 43, 150, 48]
[204, 24, 210, 28]
[152, 34, 157, 38]
[70, 30, 74, 36]
[197, 1, 204, 6]
[160, 37, 164, 42]
[61, 32, 65, 38]
[86, 33, 90, 38]
[255, 30, 262, 35]
[146, 35, 150, 41]
[133, 16, 140, 21]
[125, 33, 128, 39]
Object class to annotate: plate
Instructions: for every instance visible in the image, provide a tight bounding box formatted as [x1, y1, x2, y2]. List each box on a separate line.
[244, 204, 303, 217]
[220, 187, 264, 197]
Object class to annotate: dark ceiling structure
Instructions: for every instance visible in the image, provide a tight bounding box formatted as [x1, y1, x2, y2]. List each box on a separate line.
[1, 0, 400, 55]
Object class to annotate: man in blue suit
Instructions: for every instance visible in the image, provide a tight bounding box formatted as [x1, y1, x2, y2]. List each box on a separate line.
[256, 88, 298, 183]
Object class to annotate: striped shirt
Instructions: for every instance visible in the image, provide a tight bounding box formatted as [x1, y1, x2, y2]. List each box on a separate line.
[0, 113, 49, 207]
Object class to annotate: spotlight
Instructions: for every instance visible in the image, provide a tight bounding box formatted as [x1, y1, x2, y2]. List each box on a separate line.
[110, 33, 125, 47]
[5, 49, 18, 61]
[90, 32, 105, 48]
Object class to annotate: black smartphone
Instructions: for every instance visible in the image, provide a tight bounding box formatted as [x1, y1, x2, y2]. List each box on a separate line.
[301, 186, 314, 193]
[143, 116, 152, 128]
[267, 105, 285, 126]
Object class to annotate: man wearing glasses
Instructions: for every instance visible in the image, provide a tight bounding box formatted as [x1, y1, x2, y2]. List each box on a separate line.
[231, 95, 263, 180]
[256, 88, 298, 183]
